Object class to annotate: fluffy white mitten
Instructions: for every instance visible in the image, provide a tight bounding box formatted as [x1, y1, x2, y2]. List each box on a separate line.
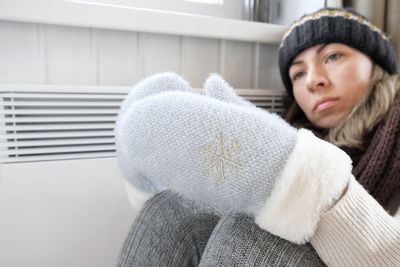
[115, 73, 352, 244]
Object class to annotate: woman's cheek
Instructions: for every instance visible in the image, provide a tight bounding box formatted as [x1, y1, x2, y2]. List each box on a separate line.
[293, 86, 309, 110]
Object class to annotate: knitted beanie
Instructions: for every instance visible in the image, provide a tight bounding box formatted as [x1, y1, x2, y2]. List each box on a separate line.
[279, 7, 398, 99]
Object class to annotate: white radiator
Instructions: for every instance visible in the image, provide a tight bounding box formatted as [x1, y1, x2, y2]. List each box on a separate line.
[0, 85, 284, 163]
[0, 85, 127, 163]
[0, 84, 284, 267]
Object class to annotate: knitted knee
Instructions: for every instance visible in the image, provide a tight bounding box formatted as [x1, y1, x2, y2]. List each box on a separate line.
[169, 212, 221, 267]
[200, 211, 325, 267]
[118, 190, 221, 267]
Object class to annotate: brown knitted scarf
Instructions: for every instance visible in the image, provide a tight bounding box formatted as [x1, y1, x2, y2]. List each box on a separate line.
[350, 90, 400, 208]
[291, 91, 400, 208]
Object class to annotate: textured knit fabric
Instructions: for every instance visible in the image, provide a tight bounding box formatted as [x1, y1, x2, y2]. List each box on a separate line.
[117, 189, 326, 267]
[117, 190, 222, 267]
[199, 211, 326, 267]
[279, 8, 398, 98]
[310, 176, 400, 266]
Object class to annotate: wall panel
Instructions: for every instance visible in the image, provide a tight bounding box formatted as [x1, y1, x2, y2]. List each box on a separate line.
[181, 36, 219, 87]
[224, 40, 254, 88]
[0, 20, 283, 91]
[257, 43, 281, 90]
[140, 32, 181, 77]
[44, 24, 97, 84]
[93, 29, 139, 86]
[0, 21, 44, 84]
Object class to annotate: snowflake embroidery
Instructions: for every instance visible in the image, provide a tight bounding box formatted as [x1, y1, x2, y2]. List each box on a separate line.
[201, 132, 243, 183]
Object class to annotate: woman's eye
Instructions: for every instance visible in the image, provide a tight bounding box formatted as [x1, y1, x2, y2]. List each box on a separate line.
[327, 53, 341, 62]
[293, 72, 304, 81]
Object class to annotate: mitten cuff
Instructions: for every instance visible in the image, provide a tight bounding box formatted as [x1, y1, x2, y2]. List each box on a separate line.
[255, 129, 352, 244]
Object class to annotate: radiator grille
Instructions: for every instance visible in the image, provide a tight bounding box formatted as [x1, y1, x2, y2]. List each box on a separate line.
[235, 89, 284, 113]
[0, 86, 127, 163]
[0, 86, 284, 163]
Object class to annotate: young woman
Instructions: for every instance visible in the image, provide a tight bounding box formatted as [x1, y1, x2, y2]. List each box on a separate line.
[115, 8, 400, 267]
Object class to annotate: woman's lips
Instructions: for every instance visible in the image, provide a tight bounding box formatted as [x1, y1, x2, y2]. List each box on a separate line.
[314, 98, 340, 112]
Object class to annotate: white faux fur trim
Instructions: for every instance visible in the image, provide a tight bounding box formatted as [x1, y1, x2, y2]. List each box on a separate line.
[123, 180, 152, 212]
[255, 129, 352, 244]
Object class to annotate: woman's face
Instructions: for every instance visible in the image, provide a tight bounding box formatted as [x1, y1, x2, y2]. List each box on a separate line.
[289, 43, 373, 128]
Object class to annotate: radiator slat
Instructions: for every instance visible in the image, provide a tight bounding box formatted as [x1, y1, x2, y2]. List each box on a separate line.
[0, 109, 119, 115]
[0, 130, 114, 139]
[254, 108, 284, 113]
[0, 93, 126, 99]
[0, 144, 116, 155]
[1, 123, 115, 131]
[0, 138, 115, 147]
[250, 102, 282, 106]
[0, 116, 116, 123]
[3, 101, 122, 107]
[0, 152, 117, 163]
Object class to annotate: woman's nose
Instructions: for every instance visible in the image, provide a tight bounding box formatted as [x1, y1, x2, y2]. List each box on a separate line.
[305, 66, 329, 92]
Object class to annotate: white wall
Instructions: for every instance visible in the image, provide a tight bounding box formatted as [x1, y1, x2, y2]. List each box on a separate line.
[0, 20, 282, 90]
[0, 158, 141, 267]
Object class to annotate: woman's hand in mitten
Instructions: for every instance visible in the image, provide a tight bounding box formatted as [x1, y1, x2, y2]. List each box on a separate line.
[203, 73, 258, 110]
[116, 73, 352, 244]
[115, 72, 197, 194]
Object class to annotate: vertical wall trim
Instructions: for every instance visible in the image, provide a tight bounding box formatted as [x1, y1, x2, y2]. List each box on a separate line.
[38, 24, 48, 84]
[179, 36, 184, 75]
[35, 24, 42, 83]
[252, 42, 260, 89]
[137, 32, 144, 79]
[218, 39, 226, 76]
[90, 28, 100, 85]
